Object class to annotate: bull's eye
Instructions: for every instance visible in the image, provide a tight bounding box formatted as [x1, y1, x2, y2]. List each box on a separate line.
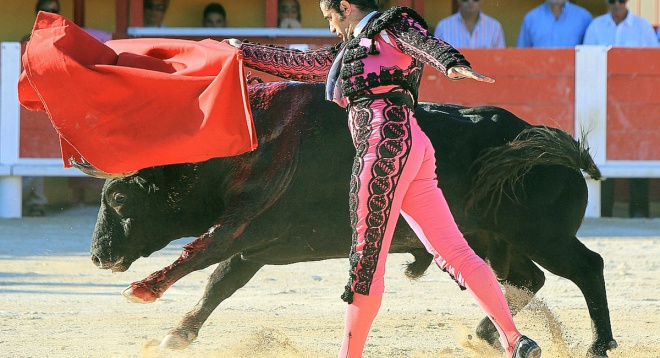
[112, 192, 126, 205]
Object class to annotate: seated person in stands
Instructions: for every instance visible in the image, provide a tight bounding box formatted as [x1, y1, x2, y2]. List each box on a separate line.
[278, 0, 301, 28]
[144, 0, 169, 27]
[22, 177, 48, 217]
[203, 3, 227, 28]
[22, 0, 60, 43]
[19, 1, 64, 216]
[24, 0, 112, 42]
[517, 0, 592, 48]
[583, 0, 658, 47]
[584, 0, 658, 218]
[434, 0, 505, 48]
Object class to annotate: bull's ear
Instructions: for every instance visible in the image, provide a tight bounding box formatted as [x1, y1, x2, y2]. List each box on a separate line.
[137, 163, 198, 191]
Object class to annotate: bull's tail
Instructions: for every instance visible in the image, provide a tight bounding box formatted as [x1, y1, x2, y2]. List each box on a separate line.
[404, 248, 434, 279]
[465, 126, 601, 215]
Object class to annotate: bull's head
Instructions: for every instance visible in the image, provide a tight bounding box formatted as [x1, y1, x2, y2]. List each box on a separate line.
[89, 161, 224, 272]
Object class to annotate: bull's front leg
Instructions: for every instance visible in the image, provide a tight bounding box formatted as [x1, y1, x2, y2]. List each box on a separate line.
[160, 254, 264, 349]
[123, 221, 249, 303]
[123, 157, 294, 304]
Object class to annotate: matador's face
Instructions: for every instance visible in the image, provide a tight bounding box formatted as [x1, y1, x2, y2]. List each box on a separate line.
[320, 3, 350, 42]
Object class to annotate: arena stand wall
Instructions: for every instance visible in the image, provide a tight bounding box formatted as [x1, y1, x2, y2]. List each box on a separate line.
[1, 39, 659, 218]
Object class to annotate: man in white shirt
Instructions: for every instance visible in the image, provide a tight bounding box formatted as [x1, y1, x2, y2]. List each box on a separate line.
[585, 0, 656, 218]
[583, 0, 658, 47]
[434, 0, 505, 48]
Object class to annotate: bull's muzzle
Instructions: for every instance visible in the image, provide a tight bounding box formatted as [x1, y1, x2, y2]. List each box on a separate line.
[91, 254, 129, 272]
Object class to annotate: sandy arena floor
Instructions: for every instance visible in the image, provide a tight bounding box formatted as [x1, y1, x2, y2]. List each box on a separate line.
[1, 205, 659, 357]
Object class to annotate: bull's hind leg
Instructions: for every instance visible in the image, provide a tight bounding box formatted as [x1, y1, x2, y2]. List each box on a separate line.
[475, 250, 546, 349]
[161, 254, 264, 349]
[519, 235, 616, 357]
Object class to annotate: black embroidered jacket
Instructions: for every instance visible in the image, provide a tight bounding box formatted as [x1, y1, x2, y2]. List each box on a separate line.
[240, 6, 471, 102]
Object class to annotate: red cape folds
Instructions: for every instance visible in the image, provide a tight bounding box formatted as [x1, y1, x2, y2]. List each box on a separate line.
[18, 12, 257, 174]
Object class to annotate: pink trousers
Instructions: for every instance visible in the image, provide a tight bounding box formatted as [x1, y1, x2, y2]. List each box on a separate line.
[343, 96, 483, 299]
[340, 97, 521, 357]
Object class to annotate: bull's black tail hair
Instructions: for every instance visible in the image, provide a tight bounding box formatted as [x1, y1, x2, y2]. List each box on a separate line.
[465, 126, 602, 216]
[404, 248, 434, 280]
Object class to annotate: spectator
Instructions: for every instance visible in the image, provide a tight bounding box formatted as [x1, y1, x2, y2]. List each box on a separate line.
[203, 3, 227, 28]
[434, 0, 505, 48]
[584, 0, 658, 218]
[278, 0, 301, 28]
[657, 26, 660, 43]
[20, 0, 62, 215]
[22, 178, 47, 217]
[24, 0, 112, 42]
[22, 0, 60, 43]
[143, 0, 169, 27]
[517, 0, 592, 47]
[21, 1, 110, 215]
[583, 0, 659, 47]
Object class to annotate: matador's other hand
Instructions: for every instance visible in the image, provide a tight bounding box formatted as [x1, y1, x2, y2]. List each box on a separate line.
[447, 66, 495, 83]
[224, 38, 243, 48]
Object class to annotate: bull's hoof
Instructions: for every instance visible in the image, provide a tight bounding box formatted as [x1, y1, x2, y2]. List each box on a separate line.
[475, 317, 502, 351]
[587, 339, 618, 357]
[160, 330, 197, 350]
[122, 284, 159, 303]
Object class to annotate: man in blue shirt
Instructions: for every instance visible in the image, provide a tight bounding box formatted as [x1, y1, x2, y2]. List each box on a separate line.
[517, 0, 592, 47]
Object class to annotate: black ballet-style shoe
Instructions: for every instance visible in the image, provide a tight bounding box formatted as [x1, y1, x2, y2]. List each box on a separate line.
[512, 335, 541, 358]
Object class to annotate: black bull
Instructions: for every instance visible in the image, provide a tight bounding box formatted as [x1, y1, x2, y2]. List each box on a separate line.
[90, 82, 617, 357]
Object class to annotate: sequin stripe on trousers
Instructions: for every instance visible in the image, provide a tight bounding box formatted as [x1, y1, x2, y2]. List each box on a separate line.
[342, 97, 412, 304]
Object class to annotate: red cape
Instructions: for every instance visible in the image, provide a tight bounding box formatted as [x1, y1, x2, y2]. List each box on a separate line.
[18, 12, 257, 174]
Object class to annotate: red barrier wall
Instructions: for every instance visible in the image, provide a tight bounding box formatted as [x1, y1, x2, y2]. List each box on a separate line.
[18, 41, 61, 159]
[606, 48, 660, 160]
[418, 49, 576, 134]
[19, 108, 60, 158]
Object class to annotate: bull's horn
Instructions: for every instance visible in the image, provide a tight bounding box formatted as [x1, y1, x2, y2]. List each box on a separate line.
[68, 157, 137, 179]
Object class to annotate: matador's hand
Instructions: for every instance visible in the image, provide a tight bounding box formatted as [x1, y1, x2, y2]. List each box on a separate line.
[447, 66, 495, 83]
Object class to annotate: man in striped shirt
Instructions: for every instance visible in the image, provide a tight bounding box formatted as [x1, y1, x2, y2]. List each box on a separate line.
[434, 0, 505, 48]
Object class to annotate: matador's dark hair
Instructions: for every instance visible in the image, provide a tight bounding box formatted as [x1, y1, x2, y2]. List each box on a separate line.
[319, 0, 380, 13]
